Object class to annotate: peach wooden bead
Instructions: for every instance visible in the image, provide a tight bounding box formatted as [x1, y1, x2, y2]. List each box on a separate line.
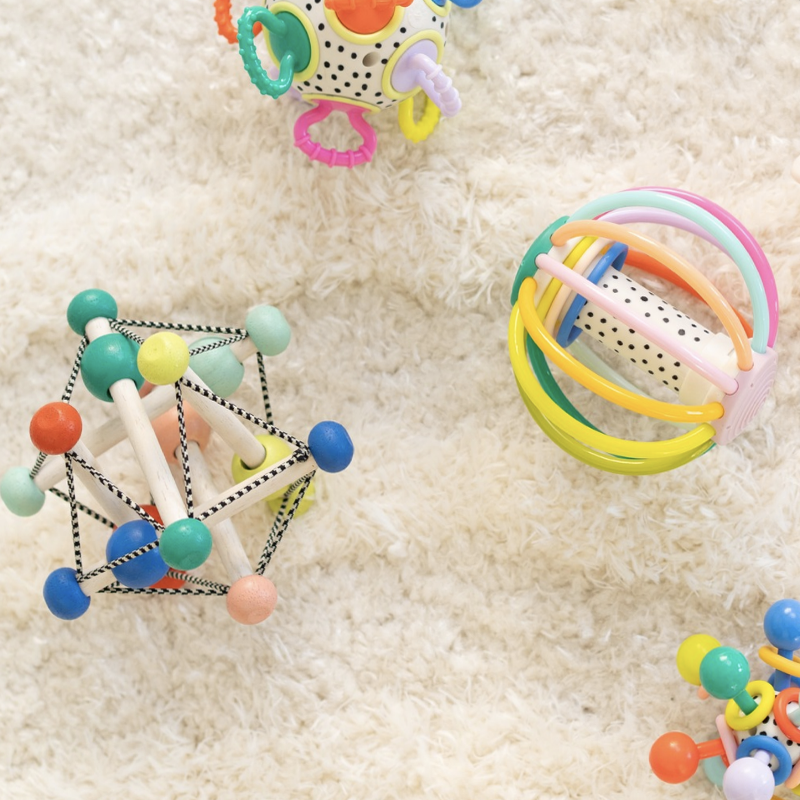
[151, 404, 212, 465]
[226, 574, 278, 625]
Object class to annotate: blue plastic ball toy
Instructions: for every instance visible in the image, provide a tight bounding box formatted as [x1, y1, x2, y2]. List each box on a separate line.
[43, 567, 91, 620]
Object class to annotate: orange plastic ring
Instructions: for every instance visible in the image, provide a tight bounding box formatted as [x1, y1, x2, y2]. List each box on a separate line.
[773, 687, 800, 743]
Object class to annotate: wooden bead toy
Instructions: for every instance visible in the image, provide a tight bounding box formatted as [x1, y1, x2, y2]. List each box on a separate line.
[1, 289, 354, 625]
[214, 0, 483, 167]
[650, 600, 800, 800]
[509, 187, 779, 474]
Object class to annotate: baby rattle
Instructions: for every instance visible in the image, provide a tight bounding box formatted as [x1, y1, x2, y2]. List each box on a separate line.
[508, 187, 779, 474]
[650, 600, 800, 800]
[1, 289, 354, 625]
[214, 0, 482, 167]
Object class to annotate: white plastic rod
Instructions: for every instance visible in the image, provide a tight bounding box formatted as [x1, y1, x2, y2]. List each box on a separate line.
[194, 454, 315, 526]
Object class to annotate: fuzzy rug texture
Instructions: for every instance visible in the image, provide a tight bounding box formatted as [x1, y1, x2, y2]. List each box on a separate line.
[2, 1, 800, 798]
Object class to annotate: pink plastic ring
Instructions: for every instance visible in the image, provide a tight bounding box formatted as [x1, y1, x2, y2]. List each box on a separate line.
[293, 101, 378, 168]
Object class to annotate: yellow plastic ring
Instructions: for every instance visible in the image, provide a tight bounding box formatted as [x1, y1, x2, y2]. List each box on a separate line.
[263, 2, 319, 83]
[724, 680, 775, 731]
[518, 277, 724, 424]
[397, 95, 441, 143]
[759, 646, 800, 678]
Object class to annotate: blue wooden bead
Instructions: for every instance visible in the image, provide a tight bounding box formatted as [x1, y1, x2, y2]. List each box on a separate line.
[106, 519, 169, 589]
[67, 289, 117, 335]
[159, 518, 213, 570]
[80, 333, 143, 401]
[308, 421, 354, 473]
[189, 336, 245, 397]
[43, 567, 91, 620]
[246, 306, 291, 356]
[0, 467, 46, 516]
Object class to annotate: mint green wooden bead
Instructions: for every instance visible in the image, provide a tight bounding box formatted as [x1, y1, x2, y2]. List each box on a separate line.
[159, 518, 213, 570]
[1, 467, 46, 516]
[67, 289, 117, 335]
[81, 333, 143, 402]
[189, 337, 245, 398]
[246, 306, 291, 356]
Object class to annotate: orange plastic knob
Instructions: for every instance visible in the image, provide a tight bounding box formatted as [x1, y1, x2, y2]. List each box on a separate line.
[649, 732, 699, 783]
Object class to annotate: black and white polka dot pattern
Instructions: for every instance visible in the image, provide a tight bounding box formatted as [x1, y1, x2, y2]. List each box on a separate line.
[267, 0, 450, 109]
[574, 267, 716, 395]
[744, 711, 800, 769]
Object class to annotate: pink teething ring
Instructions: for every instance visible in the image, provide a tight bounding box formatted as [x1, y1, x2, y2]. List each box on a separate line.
[293, 101, 378, 168]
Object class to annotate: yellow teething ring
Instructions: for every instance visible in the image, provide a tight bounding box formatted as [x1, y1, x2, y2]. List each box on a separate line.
[724, 680, 775, 731]
[397, 95, 441, 143]
[759, 646, 800, 678]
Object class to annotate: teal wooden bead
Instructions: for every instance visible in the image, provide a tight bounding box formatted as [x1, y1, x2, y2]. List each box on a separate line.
[159, 518, 213, 570]
[699, 646, 750, 699]
[246, 306, 291, 356]
[81, 333, 143, 401]
[67, 289, 117, 335]
[189, 336, 245, 398]
[0, 466, 46, 516]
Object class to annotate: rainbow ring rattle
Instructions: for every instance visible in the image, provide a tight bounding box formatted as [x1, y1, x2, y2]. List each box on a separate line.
[508, 187, 779, 475]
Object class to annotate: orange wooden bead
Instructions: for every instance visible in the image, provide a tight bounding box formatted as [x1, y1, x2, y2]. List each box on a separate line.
[29, 402, 83, 455]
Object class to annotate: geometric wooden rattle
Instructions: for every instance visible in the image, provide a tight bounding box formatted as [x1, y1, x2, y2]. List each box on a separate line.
[1, 289, 353, 625]
[509, 187, 779, 474]
[214, 0, 483, 167]
[650, 600, 800, 800]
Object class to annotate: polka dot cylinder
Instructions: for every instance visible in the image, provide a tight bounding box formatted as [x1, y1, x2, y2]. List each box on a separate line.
[232, 1, 482, 166]
[508, 188, 779, 474]
[573, 265, 735, 404]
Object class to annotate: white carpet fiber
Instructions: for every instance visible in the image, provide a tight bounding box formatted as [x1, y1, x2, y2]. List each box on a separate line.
[2, 1, 800, 798]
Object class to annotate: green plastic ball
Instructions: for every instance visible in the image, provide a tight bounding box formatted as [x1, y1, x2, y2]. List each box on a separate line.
[699, 646, 750, 699]
[67, 289, 118, 335]
[159, 518, 213, 570]
[137, 332, 190, 385]
[189, 336, 245, 398]
[1, 467, 46, 516]
[81, 333, 143, 401]
[246, 306, 291, 356]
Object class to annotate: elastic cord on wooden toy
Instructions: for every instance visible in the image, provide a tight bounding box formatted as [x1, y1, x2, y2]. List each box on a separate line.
[35, 316, 311, 598]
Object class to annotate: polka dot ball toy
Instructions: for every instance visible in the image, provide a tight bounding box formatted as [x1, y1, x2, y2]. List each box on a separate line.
[650, 600, 800, 800]
[0, 289, 354, 625]
[508, 187, 779, 475]
[214, 0, 483, 167]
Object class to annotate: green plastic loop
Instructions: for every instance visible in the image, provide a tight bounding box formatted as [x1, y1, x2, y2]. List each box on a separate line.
[237, 8, 310, 99]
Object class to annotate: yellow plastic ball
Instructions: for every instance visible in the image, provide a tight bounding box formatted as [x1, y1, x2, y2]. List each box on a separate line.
[676, 633, 721, 686]
[231, 434, 315, 516]
[137, 332, 190, 385]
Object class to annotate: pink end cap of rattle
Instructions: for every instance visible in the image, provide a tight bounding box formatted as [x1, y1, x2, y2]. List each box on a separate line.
[226, 575, 278, 625]
[712, 348, 777, 446]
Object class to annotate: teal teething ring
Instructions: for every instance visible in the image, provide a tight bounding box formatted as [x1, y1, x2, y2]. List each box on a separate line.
[238, 8, 311, 99]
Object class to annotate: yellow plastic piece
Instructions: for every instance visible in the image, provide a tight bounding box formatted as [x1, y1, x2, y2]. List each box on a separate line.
[537, 236, 596, 321]
[137, 332, 190, 386]
[551, 220, 754, 372]
[676, 634, 722, 686]
[397, 95, 441, 143]
[231, 434, 315, 516]
[724, 680, 775, 731]
[759, 646, 800, 678]
[508, 301, 716, 465]
[323, 1, 405, 44]
[518, 277, 724, 424]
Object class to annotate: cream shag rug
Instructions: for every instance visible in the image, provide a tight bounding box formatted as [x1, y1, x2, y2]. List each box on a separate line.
[2, 1, 800, 798]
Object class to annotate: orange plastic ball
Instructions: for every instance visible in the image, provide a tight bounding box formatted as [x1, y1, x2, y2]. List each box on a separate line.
[29, 402, 83, 455]
[649, 732, 699, 784]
